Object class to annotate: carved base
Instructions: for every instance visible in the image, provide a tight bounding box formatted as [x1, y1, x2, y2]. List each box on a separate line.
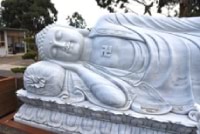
[14, 104, 197, 134]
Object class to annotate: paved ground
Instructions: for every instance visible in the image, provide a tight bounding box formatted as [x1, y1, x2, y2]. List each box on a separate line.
[0, 54, 34, 77]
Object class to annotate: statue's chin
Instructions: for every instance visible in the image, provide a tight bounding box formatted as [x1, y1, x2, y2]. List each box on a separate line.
[50, 49, 80, 62]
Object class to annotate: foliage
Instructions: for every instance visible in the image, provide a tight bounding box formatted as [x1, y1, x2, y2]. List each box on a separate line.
[157, 0, 178, 14]
[94, 0, 200, 17]
[0, 7, 4, 27]
[24, 37, 37, 51]
[1, 0, 58, 34]
[22, 51, 37, 61]
[23, 36, 38, 61]
[11, 67, 26, 73]
[158, 0, 200, 17]
[179, 0, 200, 17]
[24, 37, 35, 44]
[95, 0, 155, 15]
[66, 12, 87, 29]
[0, 18, 3, 27]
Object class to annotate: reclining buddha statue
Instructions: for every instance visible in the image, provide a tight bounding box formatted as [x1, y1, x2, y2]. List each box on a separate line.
[22, 13, 200, 120]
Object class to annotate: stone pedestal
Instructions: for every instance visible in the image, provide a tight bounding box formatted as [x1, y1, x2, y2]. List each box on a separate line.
[14, 89, 198, 134]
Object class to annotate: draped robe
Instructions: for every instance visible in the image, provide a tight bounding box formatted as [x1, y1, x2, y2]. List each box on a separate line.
[88, 13, 200, 114]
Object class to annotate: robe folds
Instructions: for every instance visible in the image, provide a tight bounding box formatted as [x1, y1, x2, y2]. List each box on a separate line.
[88, 13, 200, 114]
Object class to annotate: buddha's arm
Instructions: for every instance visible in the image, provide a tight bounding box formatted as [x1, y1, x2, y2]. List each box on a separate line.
[49, 60, 127, 108]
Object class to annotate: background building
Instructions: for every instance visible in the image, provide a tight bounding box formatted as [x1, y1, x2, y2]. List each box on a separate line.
[0, 28, 27, 57]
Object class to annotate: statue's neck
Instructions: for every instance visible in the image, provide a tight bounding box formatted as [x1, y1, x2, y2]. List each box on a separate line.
[80, 37, 92, 61]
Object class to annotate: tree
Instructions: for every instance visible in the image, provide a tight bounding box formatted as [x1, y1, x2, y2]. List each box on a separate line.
[95, 0, 200, 17]
[1, 0, 58, 34]
[0, 7, 4, 27]
[95, 0, 156, 15]
[157, 0, 200, 17]
[157, 0, 178, 14]
[66, 12, 87, 29]
[179, 0, 200, 17]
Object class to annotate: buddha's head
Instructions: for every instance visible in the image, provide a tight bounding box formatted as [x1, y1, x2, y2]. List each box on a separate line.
[36, 24, 84, 62]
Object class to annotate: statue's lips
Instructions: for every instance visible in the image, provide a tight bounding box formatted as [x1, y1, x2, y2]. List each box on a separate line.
[57, 48, 72, 57]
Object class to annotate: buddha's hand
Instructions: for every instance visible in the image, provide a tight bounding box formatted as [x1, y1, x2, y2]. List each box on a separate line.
[90, 84, 127, 108]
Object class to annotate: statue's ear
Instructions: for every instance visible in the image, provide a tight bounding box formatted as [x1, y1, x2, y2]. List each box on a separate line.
[77, 28, 91, 37]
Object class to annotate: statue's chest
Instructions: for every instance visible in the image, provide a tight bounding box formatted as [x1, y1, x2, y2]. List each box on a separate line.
[92, 37, 131, 57]
[90, 37, 134, 69]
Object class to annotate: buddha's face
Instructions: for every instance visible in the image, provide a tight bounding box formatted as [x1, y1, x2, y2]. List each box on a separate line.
[43, 26, 84, 62]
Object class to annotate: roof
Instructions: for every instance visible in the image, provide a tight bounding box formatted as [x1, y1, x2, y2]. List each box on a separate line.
[0, 27, 27, 32]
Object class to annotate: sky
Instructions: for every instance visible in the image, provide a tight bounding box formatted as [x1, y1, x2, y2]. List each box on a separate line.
[50, 0, 171, 27]
[51, 0, 109, 27]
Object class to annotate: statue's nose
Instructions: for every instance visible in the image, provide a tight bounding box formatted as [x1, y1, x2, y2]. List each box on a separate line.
[52, 40, 72, 53]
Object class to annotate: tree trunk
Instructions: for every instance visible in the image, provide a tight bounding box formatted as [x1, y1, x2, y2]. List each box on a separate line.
[179, 0, 190, 17]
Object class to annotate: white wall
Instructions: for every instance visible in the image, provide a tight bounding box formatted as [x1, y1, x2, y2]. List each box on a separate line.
[0, 47, 6, 57]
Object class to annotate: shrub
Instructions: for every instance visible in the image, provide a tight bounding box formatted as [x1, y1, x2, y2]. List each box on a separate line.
[22, 51, 37, 61]
[11, 67, 26, 73]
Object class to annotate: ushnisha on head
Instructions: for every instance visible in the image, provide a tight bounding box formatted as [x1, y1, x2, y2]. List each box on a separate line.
[35, 24, 84, 62]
